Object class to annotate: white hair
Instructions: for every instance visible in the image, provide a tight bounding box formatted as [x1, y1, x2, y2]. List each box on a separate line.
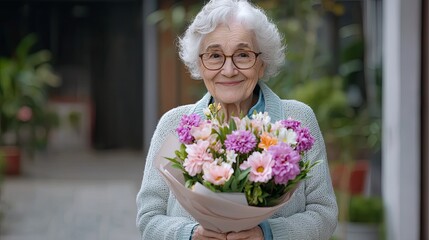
[178, 0, 285, 80]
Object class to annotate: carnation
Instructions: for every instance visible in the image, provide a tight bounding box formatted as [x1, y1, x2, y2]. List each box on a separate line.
[281, 118, 301, 131]
[183, 140, 214, 176]
[295, 127, 315, 152]
[268, 142, 301, 184]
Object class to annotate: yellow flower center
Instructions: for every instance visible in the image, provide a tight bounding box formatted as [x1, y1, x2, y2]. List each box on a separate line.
[215, 176, 223, 181]
[257, 166, 264, 173]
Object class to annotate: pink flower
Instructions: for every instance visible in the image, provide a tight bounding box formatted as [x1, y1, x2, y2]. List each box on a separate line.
[17, 106, 32, 122]
[190, 122, 212, 141]
[268, 142, 301, 184]
[240, 151, 274, 183]
[183, 140, 214, 176]
[203, 162, 234, 185]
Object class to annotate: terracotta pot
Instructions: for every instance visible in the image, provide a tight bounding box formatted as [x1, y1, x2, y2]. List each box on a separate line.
[331, 160, 369, 195]
[0, 146, 21, 175]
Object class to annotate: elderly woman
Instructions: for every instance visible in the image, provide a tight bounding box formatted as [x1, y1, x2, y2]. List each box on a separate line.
[136, 0, 338, 239]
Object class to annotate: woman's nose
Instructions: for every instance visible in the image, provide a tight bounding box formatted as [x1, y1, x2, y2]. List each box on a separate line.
[221, 57, 238, 77]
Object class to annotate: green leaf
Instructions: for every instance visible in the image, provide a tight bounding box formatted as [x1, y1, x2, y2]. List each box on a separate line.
[231, 177, 238, 192]
[238, 167, 251, 181]
[171, 163, 184, 170]
[229, 118, 237, 131]
[203, 181, 218, 192]
[185, 179, 194, 189]
[165, 157, 181, 165]
[222, 176, 233, 192]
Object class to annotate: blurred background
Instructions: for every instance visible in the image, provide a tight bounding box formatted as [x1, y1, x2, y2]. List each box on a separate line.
[0, 0, 426, 240]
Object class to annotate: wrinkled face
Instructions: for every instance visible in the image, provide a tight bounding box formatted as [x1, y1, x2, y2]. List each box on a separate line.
[199, 22, 265, 106]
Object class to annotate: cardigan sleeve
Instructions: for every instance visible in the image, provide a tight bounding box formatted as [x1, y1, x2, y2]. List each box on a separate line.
[136, 107, 197, 240]
[267, 101, 338, 239]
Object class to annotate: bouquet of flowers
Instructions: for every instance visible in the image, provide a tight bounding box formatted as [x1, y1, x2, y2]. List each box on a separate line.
[167, 104, 320, 207]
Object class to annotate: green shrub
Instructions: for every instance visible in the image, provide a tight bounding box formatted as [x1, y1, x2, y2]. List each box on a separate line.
[349, 195, 383, 223]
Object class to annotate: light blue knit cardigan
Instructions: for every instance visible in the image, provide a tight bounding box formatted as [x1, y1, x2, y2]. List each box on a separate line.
[136, 81, 338, 239]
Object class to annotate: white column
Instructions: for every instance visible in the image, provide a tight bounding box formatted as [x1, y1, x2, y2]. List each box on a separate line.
[425, 0, 429, 237]
[382, 0, 421, 239]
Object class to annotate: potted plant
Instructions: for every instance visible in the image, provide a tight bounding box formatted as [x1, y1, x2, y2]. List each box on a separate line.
[0, 34, 60, 174]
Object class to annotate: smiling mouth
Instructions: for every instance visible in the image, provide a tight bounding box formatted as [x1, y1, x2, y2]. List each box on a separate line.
[217, 80, 244, 86]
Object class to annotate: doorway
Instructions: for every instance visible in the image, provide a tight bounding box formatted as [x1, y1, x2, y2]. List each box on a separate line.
[0, 0, 143, 150]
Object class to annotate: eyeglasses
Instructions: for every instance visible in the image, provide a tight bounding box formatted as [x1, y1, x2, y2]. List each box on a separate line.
[199, 50, 262, 70]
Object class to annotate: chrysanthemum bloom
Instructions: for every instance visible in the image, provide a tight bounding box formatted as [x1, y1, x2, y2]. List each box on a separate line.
[240, 151, 274, 183]
[176, 114, 201, 144]
[295, 127, 315, 152]
[258, 132, 278, 150]
[203, 162, 234, 185]
[281, 118, 301, 131]
[268, 142, 301, 184]
[183, 140, 213, 176]
[224, 130, 257, 154]
[190, 122, 212, 141]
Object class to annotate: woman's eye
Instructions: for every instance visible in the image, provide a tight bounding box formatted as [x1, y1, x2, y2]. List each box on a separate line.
[236, 52, 250, 58]
[209, 53, 222, 59]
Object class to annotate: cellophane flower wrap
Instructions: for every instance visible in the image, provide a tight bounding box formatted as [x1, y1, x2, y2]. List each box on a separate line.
[167, 104, 320, 207]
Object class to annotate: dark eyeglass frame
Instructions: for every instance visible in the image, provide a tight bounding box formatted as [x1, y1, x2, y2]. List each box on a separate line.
[199, 50, 262, 70]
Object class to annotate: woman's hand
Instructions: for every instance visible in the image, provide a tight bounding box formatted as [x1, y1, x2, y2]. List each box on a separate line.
[192, 226, 227, 240]
[226, 226, 264, 240]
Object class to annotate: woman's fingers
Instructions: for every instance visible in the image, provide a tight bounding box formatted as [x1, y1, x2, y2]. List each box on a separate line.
[226, 226, 264, 240]
[193, 226, 227, 240]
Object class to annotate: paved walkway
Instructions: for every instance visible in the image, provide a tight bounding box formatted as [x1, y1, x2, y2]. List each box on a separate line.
[0, 150, 145, 240]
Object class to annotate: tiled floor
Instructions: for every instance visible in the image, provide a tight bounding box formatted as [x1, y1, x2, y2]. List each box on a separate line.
[0, 150, 146, 240]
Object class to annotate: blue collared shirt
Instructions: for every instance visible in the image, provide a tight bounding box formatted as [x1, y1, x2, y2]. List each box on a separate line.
[247, 85, 265, 117]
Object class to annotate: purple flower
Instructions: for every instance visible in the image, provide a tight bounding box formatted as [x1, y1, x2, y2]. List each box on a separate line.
[176, 114, 201, 144]
[296, 127, 315, 152]
[280, 118, 301, 131]
[224, 130, 257, 154]
[268, 142, 301, 185]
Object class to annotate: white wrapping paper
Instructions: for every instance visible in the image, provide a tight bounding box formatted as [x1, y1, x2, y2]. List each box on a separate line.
[155, 134, 297, 233]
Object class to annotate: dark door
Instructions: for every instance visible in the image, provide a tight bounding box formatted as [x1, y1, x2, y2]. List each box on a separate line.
[0, 0, 143, 150]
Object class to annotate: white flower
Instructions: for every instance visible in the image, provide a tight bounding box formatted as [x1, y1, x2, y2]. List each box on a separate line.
[233, 116, 251, 130]
[226, 150, 238, 164]
[252, 112, 271, 125]
[278, 128, 298, 145]
[270, 121, 283, 132]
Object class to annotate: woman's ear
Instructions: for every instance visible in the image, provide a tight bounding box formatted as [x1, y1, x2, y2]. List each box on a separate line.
[258, 61, 265, 79]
